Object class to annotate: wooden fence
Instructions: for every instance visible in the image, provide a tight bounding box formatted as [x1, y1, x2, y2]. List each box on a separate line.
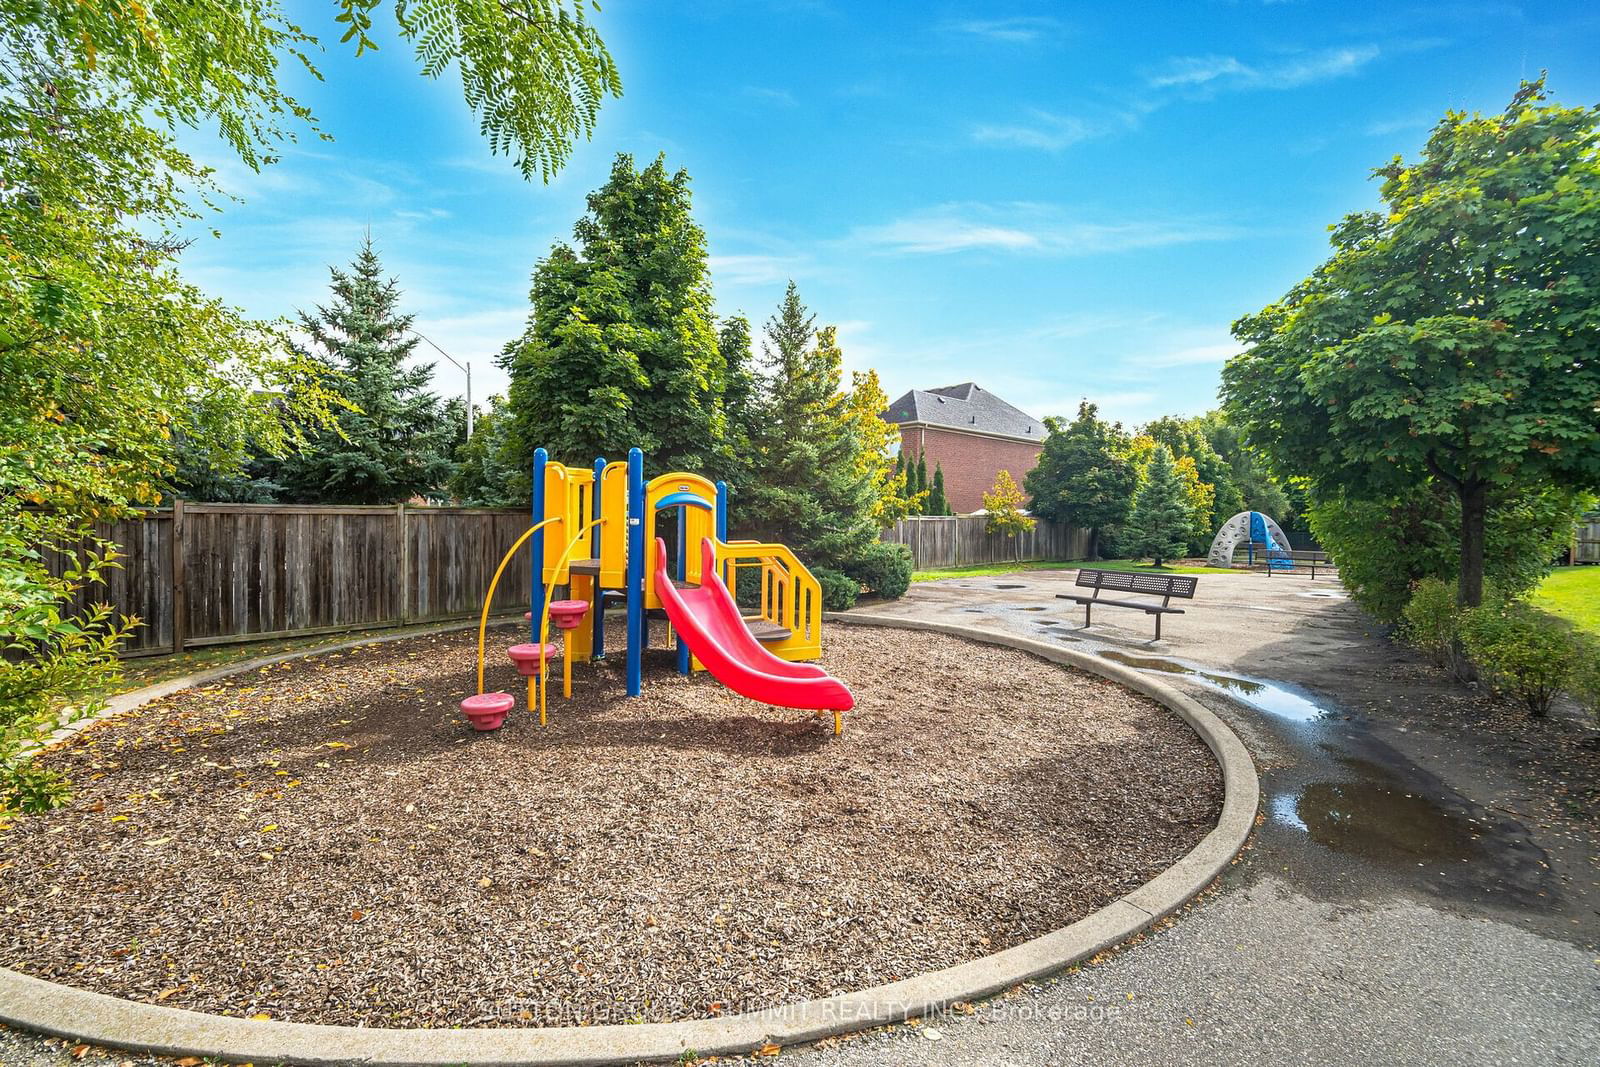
[881, 515, 1089, 570]
[1576, 515, 1600, 564]
[52, 504, 534, 657]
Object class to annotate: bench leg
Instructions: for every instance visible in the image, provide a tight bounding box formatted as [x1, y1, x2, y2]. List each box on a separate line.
[1083, 602, 1093, 629]
[1154, 612, 1162, 641]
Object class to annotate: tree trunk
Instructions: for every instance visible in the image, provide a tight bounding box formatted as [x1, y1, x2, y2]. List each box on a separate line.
[1458, 479, 1488, 608]
[1088, 528, 1100, 561]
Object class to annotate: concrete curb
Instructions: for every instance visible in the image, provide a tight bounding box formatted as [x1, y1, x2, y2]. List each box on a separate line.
[0, 613, 1258, 1066]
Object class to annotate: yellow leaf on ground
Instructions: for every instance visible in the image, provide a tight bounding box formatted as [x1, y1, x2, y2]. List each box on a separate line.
[153, 987, 181, 1002]
[248, 1012, 271, 1020]
[259, 824, 277, 832]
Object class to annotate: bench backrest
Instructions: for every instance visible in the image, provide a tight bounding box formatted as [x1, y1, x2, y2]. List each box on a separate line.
[1075, 568, 1199, 599]
[1265, 549, 1329, 562]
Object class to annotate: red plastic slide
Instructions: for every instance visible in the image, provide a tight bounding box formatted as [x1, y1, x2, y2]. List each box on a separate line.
[654, 537, 854, 713]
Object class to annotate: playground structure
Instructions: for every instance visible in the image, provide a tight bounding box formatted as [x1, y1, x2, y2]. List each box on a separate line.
[1206, 510, 1295, 569]
[464, 448, 854, 736]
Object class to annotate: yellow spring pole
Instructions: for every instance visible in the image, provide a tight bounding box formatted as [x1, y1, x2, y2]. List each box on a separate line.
[535, 517, 607, 724]
[475, 518, 559, 695]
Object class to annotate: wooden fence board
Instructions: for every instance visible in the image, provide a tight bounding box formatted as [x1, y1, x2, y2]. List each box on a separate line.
[1577, 518, 1599, 564]
[44, 505, 537, 657]
[882, 516, 1088, 570]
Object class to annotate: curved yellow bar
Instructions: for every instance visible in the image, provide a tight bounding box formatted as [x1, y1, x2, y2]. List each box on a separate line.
[475, 517, 560, 695]
[535, 517, 607, 725]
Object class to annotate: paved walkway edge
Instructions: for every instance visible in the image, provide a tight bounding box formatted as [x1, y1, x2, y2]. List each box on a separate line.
[0, 613, 1258, 1067]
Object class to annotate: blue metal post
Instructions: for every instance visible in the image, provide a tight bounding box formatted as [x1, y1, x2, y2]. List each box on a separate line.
[625, 448, 644, 697]
[675, 506, 690, 675]
[715, 481, 729, 586]
[530, 448, 547, 641]
[591, 456, 606, 660]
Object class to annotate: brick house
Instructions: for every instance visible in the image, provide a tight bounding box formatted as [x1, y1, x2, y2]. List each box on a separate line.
[881, 383, 1045, 514]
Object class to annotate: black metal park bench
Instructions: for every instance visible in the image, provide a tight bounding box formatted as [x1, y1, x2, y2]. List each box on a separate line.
[1056, 568, 1199, 640]
[1263, 549, 1335, 579]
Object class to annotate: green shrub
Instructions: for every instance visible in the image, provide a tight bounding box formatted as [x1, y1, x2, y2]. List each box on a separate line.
[1569, 637, 1600, 727]
[1401, 577, 1462, 669]
[813, 568, 861, 612]
[844, 542, 913, 601]
[1308, 485, 1587, 623]
[1458, 602, 1576, 717]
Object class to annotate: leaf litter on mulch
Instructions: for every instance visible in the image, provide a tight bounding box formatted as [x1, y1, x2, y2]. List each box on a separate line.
[0, 621, 1221, 1027]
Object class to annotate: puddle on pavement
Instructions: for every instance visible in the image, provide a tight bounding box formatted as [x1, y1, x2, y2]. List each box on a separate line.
[1097, 650, 1328, 722]
[1018, 606, 1048, 611]
[995, 583, 1026, 589]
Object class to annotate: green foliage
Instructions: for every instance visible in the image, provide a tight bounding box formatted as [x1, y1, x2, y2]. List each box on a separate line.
[502, 154, 727, 481]
[928, 464, 951, 516]
[843, 542, 914, 601]
[813, 568, 862, 614]
[1025, 401, 1138, 558]
[1568, 637, 1600, 726]
[275, 238, 457, 504]
[1124, 445, 1192, 567]
[0, 0, 622, 810]
[740, 287, 878, 607]
[0, 516, 134, 813]
[1400, 577, 1465, 672]
[1459, 601, 1577, 717]
[1308, 484, 1586, 623]
[451, 396, 522, 506]
[1224, 79, 1600, 607]
[913, 453, 929, 503]
[718, 315, 761, 489]
[844, 369, 919, 527]
[982, 470, 1035, 556]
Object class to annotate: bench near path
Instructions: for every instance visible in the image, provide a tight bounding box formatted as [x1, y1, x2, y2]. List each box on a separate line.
[1056, 568, 1199, 639]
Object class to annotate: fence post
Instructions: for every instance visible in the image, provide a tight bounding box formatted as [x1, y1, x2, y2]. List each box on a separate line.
[170, 498, 186, 654]
[396, 503, 410, 626]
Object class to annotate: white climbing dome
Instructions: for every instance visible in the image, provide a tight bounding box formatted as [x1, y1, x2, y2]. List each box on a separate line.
[1207, 511, 1292, 567]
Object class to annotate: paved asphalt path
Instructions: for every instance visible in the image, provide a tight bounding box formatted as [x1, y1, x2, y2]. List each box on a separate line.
[3, 569, 1597, 1066]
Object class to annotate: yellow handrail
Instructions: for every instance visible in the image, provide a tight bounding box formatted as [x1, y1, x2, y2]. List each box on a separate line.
[536, 517, 607, 724]
[712, 539, 823, 660]
[475, 517, 560, 694]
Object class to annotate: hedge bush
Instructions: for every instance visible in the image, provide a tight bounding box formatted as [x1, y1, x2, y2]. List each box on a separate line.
[1457, 601, 1576, 718]
[1400, 577, 1461, 671]
[844, 541, 913, 601]
[814, 567, 861, 612]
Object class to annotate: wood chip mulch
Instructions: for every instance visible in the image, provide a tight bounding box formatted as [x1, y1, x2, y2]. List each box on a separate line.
[0, 621, 1222, 1027]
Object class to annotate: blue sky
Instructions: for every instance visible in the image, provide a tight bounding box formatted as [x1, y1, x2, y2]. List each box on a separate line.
[177, 1, 1600, 429]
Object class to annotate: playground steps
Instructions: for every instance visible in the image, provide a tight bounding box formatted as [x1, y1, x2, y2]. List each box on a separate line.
[568, 558, 602, 577]
[670, 579, 792, 644]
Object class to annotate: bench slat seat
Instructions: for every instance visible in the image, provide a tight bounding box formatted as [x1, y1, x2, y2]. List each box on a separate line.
[1263, 549, 1335, 579]
[1054, 568, 1200, 639]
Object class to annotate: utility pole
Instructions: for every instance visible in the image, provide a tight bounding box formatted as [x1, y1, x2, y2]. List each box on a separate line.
[412, 330, 472, 438]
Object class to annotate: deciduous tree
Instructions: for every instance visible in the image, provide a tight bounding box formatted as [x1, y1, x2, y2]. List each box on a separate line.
[1224, 79, 1600, 607]
[1025, 401, 1138, 559]
[983, 471, 1035, 560]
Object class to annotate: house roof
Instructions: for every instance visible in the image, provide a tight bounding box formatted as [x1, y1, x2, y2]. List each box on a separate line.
[880, 382, 1043, 440]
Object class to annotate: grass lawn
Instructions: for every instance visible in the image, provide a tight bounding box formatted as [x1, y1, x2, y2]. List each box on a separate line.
[1533, 566, 1600, 637]
[910, 558, 1239, 582]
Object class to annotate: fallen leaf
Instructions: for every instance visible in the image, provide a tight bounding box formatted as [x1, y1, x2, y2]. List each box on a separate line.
[754, 1043, 782, 1058]
[259, 824, 278, 833]
[144, 837, 171, 847]
[477, 877, 493, 888]
[248, 1012, 271, 1020]
[154, 987, 182, 1002]
[350, 909, 364, 921]
[70, 1044, 90, 1059]
[176, 1058, 203, 1066]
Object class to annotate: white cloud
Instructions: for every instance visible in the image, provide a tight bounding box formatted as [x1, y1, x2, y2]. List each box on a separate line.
[1148, 45, 1380, 93]
[943, 16, 1066, 44]
[743, 86, 798, 107]
[708, 253, 808, 286]
[852, 204, 1242, 257]
[1128, 340, 1241, 369]
[971, 110, 1110, 151]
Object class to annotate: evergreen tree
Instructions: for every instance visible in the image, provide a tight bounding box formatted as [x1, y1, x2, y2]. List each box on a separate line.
[929, 463, 951, 515]
[276, 237, 455, 504]
[913, 452, 929, 508]
[1025, 401, 1139, 559]
[502, 154, 726, 481]
[1126, 445, 1192, 567]
[742, 286, 877, 609]
[718, 314, 761, 488]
